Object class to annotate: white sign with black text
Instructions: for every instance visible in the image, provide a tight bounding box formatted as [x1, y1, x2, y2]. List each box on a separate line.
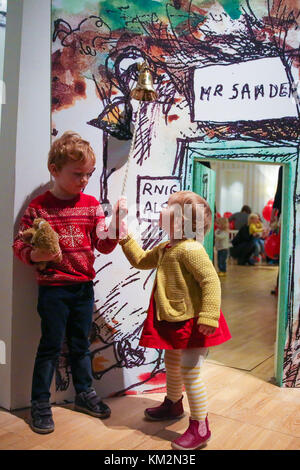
[193, 57, 298, 122]
[137, 176, 181, 222]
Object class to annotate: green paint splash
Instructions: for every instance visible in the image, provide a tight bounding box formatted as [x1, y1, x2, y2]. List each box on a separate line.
[56, 0, 206, 33]
[60, 0, 99, 15]
[55, 0, 242, 31]
[217, 0, 242, 20]
[98, 0, 168, 32]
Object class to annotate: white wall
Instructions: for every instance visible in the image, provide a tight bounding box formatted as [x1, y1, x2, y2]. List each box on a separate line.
[0, 0, 51, 410]
[211, 161, 280, 218]
[11, 0, 51, 410]
[0, 27, 6, 125]
[0, 0, 7, 126]
[0, 0, 23, 411]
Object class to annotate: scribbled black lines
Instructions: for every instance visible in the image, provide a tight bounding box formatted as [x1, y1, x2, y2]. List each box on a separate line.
[141, 224, 164, 250]
[53, 3, 300, 145]
[53, 1, 300, 392]
[132, 105, 154, 166]
[93, 270, 141, 327]
[283, 154, 299, 386]
[283, 309, 300, 387]
[53, 15, 112, 52]
[116, 326, 146, 369]
[88, 96, 133, 141]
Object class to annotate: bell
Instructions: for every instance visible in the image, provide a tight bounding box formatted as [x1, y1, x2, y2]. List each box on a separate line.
[130, 61, 158, 102]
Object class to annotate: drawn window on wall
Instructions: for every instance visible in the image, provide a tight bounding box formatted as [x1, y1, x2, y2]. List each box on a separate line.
[0, 0, 7, 129]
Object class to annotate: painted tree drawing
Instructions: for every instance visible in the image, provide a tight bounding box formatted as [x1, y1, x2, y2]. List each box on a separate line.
[51, 0, 300, 395]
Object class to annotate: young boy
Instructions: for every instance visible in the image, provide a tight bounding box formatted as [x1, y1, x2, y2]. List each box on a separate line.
[13, 131, 123, 434]
[215, 217, 230, 277]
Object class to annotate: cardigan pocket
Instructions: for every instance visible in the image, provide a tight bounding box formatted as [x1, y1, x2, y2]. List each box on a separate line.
[168, 298, 187, 317]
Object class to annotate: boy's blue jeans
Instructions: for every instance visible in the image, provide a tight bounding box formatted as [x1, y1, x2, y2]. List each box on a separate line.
[31, 282, 94, 402]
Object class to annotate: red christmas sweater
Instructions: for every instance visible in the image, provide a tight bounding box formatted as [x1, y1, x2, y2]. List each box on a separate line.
[13, 191, 118, 286]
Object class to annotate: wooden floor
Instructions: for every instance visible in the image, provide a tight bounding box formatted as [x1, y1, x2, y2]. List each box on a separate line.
[1, 263, 300, 450]
[208, 262, 278, 370]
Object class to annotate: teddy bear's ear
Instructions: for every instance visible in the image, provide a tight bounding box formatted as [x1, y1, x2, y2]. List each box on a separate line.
[22, 230, 34, 242]
[33, 218, 42, 228]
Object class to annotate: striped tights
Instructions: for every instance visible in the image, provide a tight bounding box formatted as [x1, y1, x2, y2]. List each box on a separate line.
[164, 348, 208, 421]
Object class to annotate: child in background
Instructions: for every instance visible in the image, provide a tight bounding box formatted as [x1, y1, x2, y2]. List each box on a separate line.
[215, 217, 230, 277]
[119, 191, 231, 450]
[248, 213, 265, 261]
[13, 131, 124, 434]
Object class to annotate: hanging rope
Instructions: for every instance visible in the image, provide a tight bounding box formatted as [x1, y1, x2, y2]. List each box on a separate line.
[121, 101, 142, 196]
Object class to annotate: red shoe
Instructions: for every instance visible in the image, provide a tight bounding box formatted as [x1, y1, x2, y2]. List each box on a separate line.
[144, 396, 184, 421]
[171, 416, 211, 450]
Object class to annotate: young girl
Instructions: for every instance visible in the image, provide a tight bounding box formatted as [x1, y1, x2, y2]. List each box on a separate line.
[215, 217, 230, 277]
[119, 191, 231, 450]
[248, 213, 265, 260]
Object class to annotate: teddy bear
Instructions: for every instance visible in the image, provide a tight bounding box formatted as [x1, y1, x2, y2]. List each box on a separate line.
[21, 218, 62, 271]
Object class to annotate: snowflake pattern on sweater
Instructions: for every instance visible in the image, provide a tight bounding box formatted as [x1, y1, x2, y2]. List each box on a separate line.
[13, 191, 118, 285]
[59, 225, 85, 248]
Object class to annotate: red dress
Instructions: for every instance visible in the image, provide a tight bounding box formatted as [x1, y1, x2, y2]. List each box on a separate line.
[139, 245, 231, 350]
[139, 287, 231, 349]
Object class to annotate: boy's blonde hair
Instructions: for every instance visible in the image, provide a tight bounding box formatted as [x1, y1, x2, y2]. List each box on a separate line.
[48, 131, 96, 171]
[168, 190, 212, 239]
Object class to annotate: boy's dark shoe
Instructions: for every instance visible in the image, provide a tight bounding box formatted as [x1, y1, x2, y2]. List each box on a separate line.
[74, 388, 111, 419]
[31, 400, 54, 434]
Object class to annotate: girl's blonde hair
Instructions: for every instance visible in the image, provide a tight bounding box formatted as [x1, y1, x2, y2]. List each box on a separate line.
[218, 217, 229, 230]
[48, 131, 96, 171]
[168, 190, 212, 240]
[248, 213, 259, 224]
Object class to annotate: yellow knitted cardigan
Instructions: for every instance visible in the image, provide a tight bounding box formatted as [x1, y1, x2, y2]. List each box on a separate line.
[119, 235, 221, 328]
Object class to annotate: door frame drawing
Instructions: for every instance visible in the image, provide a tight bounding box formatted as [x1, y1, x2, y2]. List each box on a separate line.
[192, 162, 216, 260]
[176, 139, 298, 387]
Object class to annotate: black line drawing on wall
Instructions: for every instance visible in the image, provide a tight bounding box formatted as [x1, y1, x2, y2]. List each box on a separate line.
[52, 0, 300, 392]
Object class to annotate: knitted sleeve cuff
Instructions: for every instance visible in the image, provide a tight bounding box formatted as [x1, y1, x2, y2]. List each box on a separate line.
[118, 233, 135, 246]
[197, 314, 219, 329]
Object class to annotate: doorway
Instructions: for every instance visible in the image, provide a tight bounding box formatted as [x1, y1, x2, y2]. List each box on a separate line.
[199, 160, 280, 377]
[182, 139, 297, 386]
